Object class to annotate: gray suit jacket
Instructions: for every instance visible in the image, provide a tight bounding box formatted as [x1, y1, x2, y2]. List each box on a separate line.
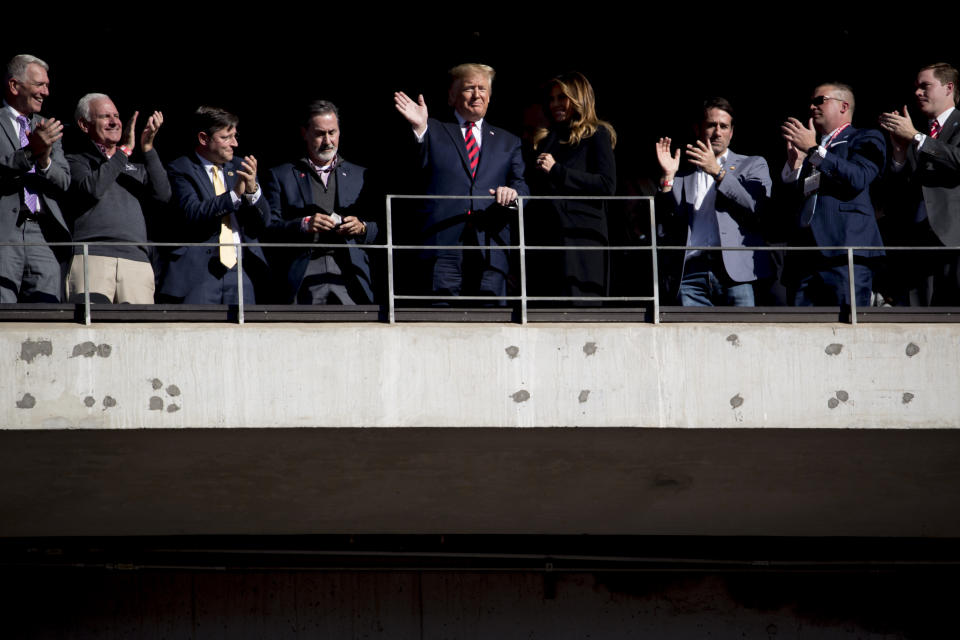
[0, 109, 70, 244]
[660, 150, 771, 284]
[904, 109, 960, 246]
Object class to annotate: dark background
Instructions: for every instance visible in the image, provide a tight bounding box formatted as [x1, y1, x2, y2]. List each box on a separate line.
[3, 12, 952, 299]
[3, 14, 948, 185]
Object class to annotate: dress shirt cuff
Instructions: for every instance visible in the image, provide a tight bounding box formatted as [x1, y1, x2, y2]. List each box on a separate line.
[414, 123, 428, 143]
[915, 133, 928, 152]
[243, 185, 262, 205]
[781, 162, 801, 184]
[301, 216, 311, 232]
[36, 156, 52, 173]
[807, 145, 827, 167]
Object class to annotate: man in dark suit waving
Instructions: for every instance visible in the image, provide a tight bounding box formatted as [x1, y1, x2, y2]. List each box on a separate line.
[394, 63, 528, 302]
[880, 63, 960, 305]
[781, 82, 886, 307]
[263, 100, 378, 304]
[159, 106, 270, 304]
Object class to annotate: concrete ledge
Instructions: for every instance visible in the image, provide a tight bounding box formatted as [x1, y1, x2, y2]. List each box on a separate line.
[1, 322, 956, 429]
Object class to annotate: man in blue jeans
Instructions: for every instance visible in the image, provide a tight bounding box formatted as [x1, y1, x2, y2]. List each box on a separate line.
[655, 97, 771, 306]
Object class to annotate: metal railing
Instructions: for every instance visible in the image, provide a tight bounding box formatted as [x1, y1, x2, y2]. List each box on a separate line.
[385, 195, 659, 324]
[1, 193, 954, 325]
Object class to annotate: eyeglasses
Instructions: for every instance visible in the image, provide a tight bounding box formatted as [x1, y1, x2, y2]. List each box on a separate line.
[810, 95, 844, 106]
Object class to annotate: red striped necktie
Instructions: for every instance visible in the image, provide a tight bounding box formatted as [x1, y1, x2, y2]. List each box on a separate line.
[464, 121, 478, 178]
[930, 119, 942, 139]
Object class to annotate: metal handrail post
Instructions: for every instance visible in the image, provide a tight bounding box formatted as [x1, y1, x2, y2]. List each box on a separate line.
[386, 195, 395, 324]
[518, 197, 528, 325]
[649, 201, 660, 325]
[82, 243, 91, 326]
[236, 241, 244, 325]
[847, 247, 857, 325]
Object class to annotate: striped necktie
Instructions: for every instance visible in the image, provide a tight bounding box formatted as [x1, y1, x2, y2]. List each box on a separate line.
[464, 121, 478, 179]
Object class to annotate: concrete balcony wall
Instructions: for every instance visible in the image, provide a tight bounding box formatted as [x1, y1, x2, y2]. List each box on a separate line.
[0, 322, 955, 430]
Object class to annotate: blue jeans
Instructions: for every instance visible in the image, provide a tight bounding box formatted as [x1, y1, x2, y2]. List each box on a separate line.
[678, 254, 755, 307]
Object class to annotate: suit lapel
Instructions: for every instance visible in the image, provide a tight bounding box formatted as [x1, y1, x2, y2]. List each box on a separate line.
[828, 125, 854, 151]
[940, 109, 960, 144]
[189, 155, 218, 199]
[293, 161, 313, 205]
[477, 124, 503, 182]
[0, 112, 17, 148]
[337, 161, 358, 208]
[441, 120, 472, 179]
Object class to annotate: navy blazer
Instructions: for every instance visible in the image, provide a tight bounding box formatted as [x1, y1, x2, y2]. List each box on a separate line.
[158, 153, 271, 301]
[417, 116, 528, 272]
[799, 126, 886, 258]
[263, 158, 378, 303]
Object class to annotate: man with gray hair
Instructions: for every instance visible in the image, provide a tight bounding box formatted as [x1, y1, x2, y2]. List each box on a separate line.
[65, 93, 170, 303]
[0, 54, 70, 302]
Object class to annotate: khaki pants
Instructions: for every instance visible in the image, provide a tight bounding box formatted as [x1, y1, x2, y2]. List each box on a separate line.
[65, 255, 155, 304]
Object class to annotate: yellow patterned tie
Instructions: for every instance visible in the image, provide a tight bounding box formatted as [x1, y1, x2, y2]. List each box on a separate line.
[211, 166, 237, 268]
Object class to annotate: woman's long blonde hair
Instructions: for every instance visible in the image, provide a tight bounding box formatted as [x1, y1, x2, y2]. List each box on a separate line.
[533, 71, 616, 150]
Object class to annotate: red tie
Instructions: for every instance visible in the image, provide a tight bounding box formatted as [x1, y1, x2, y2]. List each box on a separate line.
[464, 121, 478, 178]
[930, 119, 942, 139]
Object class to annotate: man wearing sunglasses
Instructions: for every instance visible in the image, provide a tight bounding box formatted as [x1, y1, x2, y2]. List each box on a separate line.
[781, 83, 886, 308]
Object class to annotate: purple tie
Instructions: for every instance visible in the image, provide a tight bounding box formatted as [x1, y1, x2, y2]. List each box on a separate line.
[16, 115, 39, 213]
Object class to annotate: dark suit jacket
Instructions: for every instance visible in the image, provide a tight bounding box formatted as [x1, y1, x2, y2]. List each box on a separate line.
[416, 116, 528, 274]
[658, 150, 771, 288]
[525, 126, 616, 296]
[794, 126, 886, 258]
[899, 109, 960, 246]
[158, 153, 270, 301]
[263, 158, 378, 303]
[0, 111, 71, 248]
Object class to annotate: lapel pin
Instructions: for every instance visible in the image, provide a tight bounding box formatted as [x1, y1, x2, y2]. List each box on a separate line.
[728, 166, 736, 171]
[227, 171, 234, 177]
[299, 172, 305, 178]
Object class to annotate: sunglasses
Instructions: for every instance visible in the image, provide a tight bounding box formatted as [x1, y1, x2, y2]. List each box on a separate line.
[810, 95, 844, 106]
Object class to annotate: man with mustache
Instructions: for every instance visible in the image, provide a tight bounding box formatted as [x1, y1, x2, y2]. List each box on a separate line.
[655, 97, 771, 306]
[781, 82, 886, 308]
[880, 63, 960, 305]
[263, 100, 378, 304]
[0, 54, 70, 302]
[65, 93, 170, 303]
